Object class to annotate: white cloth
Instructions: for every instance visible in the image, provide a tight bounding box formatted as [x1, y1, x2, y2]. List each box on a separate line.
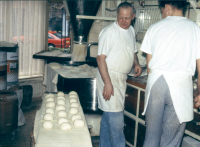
[43, 64, 58, 92]
[44, 64, 98, 92]
[97, 21, 137, 112]
[140, 16, 200, 123]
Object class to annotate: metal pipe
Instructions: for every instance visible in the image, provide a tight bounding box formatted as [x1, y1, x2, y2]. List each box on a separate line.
[86, 42, 98, 61]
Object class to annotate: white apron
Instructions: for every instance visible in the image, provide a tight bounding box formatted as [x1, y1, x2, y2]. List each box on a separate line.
[97, 23, 135, 112]
[142, 69, 194, 123]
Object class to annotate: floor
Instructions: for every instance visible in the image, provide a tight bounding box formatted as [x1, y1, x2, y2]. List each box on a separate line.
[0, 97, 100, 147]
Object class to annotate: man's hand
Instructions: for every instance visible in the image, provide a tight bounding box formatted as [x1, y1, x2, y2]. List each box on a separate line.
[103, 82, 114, 101]
[134, 65, 142, 77]
[194, 95, 200, 109]
[195, 58, 200, 109]
[97, 55, 114, 101]
[133, 53, 142, 77]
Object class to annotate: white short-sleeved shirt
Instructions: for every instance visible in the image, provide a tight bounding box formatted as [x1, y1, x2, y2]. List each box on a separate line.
[97, 21, 137, 58]
[140, 16, 200, 123]
[141, 16, 200, 75]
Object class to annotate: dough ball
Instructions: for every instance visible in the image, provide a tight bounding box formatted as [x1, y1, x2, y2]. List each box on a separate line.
[57, 96, 65, 100]
[44, 113, 54, 121]
[46, 101, 55, 108]
[43, 121, 53, 129]
[46, 108, 54, 114]
[56, 105, 66, 111]
[69, 107, 79, 114]
[57, 99, 65, 105]
[69, 94, 78, 99]
[58, 118, 69, 125]
[49, 62, 62, 69]
[71, 114, 81, 121]
[57, 110, 67, 117]
[70, 102, 79, 108]
[60, 122, 71, 131]
[57, 91, 64, 97]
[69, 91, 78, 96]
[74, 119, 84, 127]
[70, 98, 77, 103]
[45, 94, 54, 99]
[46, 97, 54, 103]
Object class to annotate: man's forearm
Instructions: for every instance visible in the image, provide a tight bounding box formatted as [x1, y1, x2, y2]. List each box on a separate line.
[97, 56, 111, 85]
[133, 53, 140, 67]
[197, 75, 200, 95]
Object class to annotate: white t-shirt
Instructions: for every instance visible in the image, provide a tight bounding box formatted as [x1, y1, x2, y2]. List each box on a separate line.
[141, 16, 200, 75]
[97, 21, 137, 57]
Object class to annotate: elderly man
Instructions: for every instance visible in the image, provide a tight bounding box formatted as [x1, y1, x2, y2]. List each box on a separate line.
[96, 2, 142, 147]
[140, 0, 200, 146]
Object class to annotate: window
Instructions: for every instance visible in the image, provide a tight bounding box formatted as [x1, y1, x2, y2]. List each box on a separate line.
[48, 3, 70, 52]
[48, 34, 54, 39]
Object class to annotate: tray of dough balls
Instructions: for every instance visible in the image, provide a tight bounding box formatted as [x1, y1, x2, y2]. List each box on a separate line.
[33, 91, 92, 147]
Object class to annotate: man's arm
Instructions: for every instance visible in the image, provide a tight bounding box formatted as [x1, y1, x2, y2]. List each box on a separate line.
[97, 55, 114, 101]
[194, 59, 200, 108]
[146, 53, 152, 74]
[133, 53, 142, 77]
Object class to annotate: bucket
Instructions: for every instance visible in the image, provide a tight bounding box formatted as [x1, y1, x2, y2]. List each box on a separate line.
[0, 90, 18, 134]
[7, 48, 18, 85]
[0, 51, 7, 90]
[8, 86, 26, 126]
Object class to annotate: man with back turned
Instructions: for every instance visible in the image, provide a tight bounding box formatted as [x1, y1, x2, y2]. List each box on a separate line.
[140, 0, 200, 146]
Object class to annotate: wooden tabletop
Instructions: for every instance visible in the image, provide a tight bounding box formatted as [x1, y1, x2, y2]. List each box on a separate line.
[126, 75, 147, 89]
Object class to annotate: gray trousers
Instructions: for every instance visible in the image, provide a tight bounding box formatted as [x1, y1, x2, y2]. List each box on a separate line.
[143, 75, 186, 147]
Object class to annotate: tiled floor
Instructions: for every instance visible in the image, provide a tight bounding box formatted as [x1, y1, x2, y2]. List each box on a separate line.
[0, 97, 100, 147]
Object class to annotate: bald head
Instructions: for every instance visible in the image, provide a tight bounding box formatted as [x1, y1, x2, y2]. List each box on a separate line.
[117, 2, 135, 15]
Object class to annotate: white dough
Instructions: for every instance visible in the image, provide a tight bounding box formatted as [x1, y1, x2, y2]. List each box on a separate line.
[56, 105, 66, 111]
[70, 98, 77, 103]
[46, 97, 54, 103]
[43, 113, 53, 121]
[74, 119, 84, 127]
[69, 91, 78, 96]
[57, 96, 65, 100]
[60, 122, 71, 131]
[70, 102, 79, 108]
[71, 114, 81, 121]
[45, 94, 54, 99]
[49, 62, 62, 69]
[46, 101, 55, 108]
[58, 118, 69, 125]
[57, 110, 67, 117]
[69, 94, 78, 99]
[57, 99, 65, 105]
[43, 121, 53, 129]
[57, 91, 64, 97]
[45, 108, 54, 114]
[69, 107, 79, 114]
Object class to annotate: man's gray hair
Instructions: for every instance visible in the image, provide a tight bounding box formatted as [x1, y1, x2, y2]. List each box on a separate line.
[117, 2, 136, 15]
